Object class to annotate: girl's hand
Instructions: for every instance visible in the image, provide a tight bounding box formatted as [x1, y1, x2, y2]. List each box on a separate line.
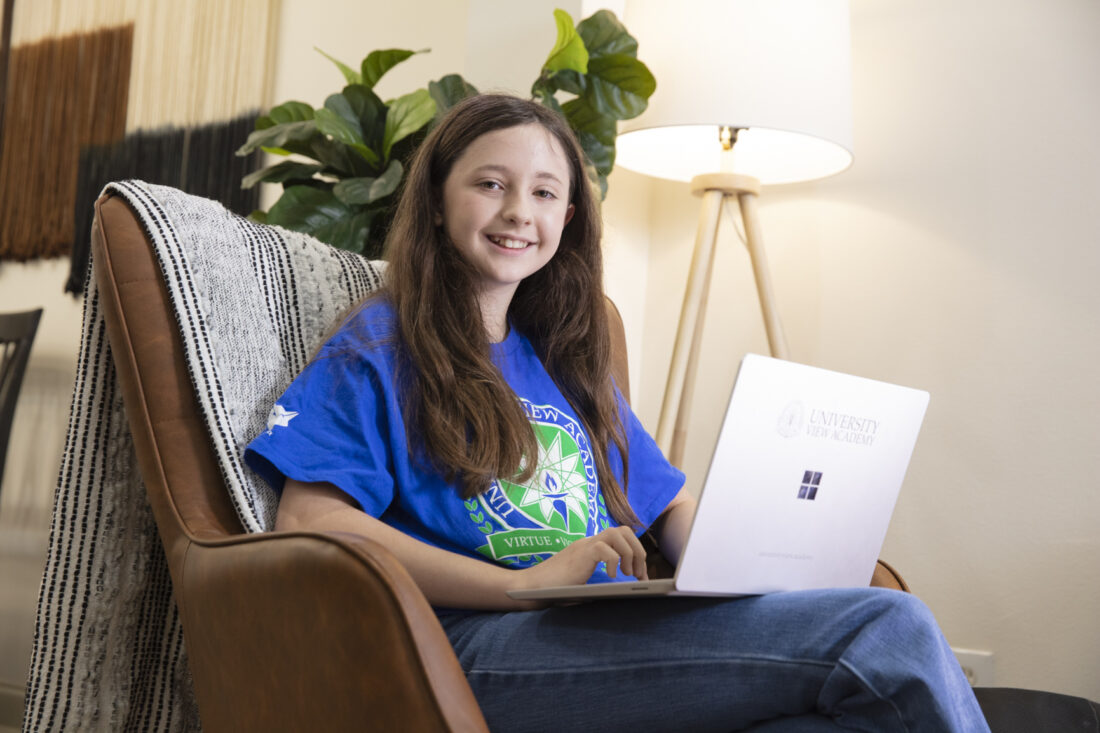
[511, 526, 648, 595]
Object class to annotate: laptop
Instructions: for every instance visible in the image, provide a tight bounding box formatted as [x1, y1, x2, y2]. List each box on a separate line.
[507, 354, 930, 602]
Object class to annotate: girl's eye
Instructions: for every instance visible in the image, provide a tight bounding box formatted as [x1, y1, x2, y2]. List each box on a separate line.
[535, 189, 556, 200]
[478, 180, 502, 191]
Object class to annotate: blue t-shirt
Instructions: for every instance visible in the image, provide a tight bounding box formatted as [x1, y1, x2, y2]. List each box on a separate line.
[245, 299, 684, 584]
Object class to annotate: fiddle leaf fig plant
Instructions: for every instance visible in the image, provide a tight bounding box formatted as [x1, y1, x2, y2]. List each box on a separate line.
[237, 8, 654, 257]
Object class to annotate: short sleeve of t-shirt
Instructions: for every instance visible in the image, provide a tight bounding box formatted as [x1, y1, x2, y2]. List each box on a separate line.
[615, 399, 685, 532]
[244, 304, 405, 516]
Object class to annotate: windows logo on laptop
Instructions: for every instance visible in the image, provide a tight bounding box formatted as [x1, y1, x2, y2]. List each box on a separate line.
[798, 471, 822, 500]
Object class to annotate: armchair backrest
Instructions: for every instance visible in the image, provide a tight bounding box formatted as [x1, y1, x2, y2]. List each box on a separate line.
[93, 193, 242, 546]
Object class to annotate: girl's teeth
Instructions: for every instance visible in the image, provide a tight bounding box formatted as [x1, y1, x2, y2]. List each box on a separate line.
[491, 236, 528, 249]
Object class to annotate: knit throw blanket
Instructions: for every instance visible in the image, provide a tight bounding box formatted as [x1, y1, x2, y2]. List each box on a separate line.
[22, 181, 384, 731]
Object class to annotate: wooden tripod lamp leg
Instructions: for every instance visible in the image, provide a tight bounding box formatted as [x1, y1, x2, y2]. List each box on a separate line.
[668, 218, 718, 468]
[739, 190, 790, 360]
[656, 189, 724, 463]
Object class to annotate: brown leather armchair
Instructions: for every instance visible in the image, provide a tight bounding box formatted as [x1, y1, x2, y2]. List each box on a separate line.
[91, 190, 910, 732]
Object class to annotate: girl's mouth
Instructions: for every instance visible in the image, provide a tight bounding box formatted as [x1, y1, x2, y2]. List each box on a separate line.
[487, 235, 533, 250]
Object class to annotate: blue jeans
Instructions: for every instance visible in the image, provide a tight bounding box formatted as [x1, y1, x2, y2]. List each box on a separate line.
[439, 588, 990, 732]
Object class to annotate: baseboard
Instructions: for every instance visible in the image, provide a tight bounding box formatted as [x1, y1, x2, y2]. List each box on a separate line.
[0, 680, 23, 729]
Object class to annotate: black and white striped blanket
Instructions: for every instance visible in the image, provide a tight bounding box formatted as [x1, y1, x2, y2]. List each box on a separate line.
[23, 181, 384, 731]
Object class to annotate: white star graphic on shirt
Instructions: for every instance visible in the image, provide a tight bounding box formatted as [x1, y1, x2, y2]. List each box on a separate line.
[266, 404, 299, 435]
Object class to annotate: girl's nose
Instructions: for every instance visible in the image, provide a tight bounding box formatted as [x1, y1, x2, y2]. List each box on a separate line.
[503, 193, 532, 225]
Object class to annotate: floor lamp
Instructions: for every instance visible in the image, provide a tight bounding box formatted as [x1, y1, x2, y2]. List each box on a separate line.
[616, 0, 855, 467]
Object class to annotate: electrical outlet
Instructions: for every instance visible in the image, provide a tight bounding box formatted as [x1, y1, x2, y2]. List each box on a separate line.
[952, 648, 994, 687]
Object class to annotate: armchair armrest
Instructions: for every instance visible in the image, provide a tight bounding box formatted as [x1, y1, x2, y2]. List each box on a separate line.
[178, 529, 489, 732]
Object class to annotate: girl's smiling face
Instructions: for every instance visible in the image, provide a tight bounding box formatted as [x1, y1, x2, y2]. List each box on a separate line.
[438, 123, 575, 333]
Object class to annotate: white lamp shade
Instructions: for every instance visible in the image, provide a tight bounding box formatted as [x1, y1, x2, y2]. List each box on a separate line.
[617, 0, 854, 185]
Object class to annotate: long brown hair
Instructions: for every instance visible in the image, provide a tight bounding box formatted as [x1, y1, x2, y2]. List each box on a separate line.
[380, 93, 639, 529]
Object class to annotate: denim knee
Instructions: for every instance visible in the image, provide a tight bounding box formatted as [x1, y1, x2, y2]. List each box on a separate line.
[870, 590, 945, 651]
[831, 589, 966, 701]
[833, 590, 986, 731]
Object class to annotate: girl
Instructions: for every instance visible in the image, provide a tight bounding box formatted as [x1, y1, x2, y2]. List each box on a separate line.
[245, 94, 988, 732]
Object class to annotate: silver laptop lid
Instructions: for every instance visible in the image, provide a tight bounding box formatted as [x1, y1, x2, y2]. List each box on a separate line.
[675, 354, 930, 595]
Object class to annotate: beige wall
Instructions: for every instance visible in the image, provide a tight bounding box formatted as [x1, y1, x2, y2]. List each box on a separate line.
[635, 0, 1100, 700]
[2, 0, 1096, 702]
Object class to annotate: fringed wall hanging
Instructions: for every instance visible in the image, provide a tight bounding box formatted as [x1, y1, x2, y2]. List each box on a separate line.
[0, 0, 278, 294]
[0, 21, 132, 262]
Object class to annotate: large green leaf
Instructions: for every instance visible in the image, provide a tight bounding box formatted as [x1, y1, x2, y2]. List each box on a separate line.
[562, 99, 615, 197]
[315, 107, 364, 147]
[314, 116, 378, 168]
[567, 101, 616, 180]
[383, 89, 436, 159]
[266, 136, 324, 160]
[530, 9, 650, 114]
[315, 47, 361, 85]
[369, 158, 404, 200]
[361, 48, 426, 89]
[266, 185, 370, 252]
[314, 208, 373, 253]
[309, 136, 372, 177]
[266, 184, 346, 230]
[429, 74, 478, 120]
[241, 160, 324, 189]
[324, 93, 363, 133]
[341, 84, 387, 150]
[543, 9, 588, 74]
[576, 10, 638, 58]
[333, 177, 375, 206]
[256, 100, 315, 130]
[236, 120, 319, 156]
[575, 129, 615, 177]
[544, 69, 585, 96]
[320, 92, 381, 166]
[562, 98, 616, 147]
[332, 159, 403, 206]
[581, 54, 655, 120]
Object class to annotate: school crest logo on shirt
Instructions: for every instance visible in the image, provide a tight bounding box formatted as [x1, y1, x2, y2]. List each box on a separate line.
[467, 400, 610, 567]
